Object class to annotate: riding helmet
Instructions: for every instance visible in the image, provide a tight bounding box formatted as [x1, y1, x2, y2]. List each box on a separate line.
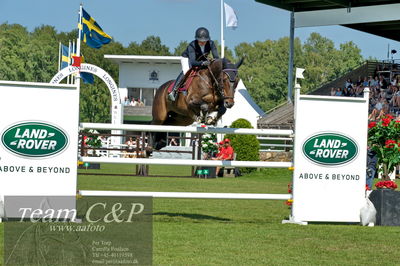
[195, 27, 210, 42]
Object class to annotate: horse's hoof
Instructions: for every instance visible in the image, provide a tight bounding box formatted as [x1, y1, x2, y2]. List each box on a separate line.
[205, 116, 214, 125]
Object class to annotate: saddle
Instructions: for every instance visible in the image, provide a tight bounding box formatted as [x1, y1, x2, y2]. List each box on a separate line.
[167, 67, 199, 94]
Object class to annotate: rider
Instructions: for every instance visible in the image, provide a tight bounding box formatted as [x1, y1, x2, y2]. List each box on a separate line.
[168, 27, 220, 101]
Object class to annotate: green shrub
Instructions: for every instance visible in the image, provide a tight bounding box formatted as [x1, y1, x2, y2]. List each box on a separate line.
[224, 119, 260, 173]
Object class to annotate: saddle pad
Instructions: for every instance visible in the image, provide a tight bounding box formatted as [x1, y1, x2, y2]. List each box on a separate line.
[167, 69, 197, 93]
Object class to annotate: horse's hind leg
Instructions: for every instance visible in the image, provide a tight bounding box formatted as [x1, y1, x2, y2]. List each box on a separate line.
[151, 87, 169, 150]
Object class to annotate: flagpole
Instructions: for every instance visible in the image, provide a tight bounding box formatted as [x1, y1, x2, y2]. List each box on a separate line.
[75, 4, 82, 88]
[68, 41, 72, 84]
[75, 4, 82, 131]
[58, 42, 61, 72]
[77, 4, 82, 58]
[221, 0, 224, 58]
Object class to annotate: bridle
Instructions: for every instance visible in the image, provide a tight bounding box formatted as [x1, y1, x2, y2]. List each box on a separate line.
[207, 65, 238, 100]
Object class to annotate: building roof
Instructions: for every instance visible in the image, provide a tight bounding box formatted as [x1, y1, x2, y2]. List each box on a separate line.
[255, 0, 400, 42]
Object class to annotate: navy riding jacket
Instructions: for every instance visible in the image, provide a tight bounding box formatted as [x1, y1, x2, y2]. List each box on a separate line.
[182, 40, 219, 67]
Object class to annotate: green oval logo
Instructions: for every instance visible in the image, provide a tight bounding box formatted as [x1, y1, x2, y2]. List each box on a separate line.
[302, 133, 358, 166]
[1, 122, 69, 158]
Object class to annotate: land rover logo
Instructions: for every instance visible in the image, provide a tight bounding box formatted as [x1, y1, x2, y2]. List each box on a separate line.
[1, 122, 68, 158]
[302, 133, 358, 166]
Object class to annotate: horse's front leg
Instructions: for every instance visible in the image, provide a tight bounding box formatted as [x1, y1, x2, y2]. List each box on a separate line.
[198, 103, 209, 123]
[209, 105, 227, 125]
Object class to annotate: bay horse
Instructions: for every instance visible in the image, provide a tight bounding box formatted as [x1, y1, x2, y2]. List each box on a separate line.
[151, 58, 243, 149]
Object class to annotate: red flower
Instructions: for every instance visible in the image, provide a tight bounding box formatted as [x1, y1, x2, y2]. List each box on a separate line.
[375, 180, 398, 189]
[382, 118, 391, 126]
[368, 122, 377, 128]
[287, 182, 293, 193]
[385, 139, 397, 148]
[285, 200, 293, 206]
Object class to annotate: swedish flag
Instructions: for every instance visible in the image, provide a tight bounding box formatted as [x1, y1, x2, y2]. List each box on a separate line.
[79, 8, 112, 49]
[61, 44, 70, 69]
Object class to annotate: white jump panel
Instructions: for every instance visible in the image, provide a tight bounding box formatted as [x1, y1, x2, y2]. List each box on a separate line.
[292, 89, 369, 223]
[0, 81, 79, 197]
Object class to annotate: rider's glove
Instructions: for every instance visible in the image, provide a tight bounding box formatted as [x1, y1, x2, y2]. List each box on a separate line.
[201, 61, 210, 67]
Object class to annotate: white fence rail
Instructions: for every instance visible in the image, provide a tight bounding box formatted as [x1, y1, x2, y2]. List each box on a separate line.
[80, 123, 294, 136]
[79, 190, 291, 200]
[80, 156, 293, 168]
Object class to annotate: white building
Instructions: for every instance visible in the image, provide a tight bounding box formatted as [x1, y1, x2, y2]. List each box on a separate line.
[105, 55, 264, 128]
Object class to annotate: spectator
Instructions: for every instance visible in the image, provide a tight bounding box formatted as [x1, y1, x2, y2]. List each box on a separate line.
[137, 98, 145, 107]
[379, 75, 388, 90]
[215, 141, 224, 157]
[368, 76, 374, 87]
[391, 77, 397, 86]
[378, 98, 390, 119]
[356, 76, 362, 87]
[345, 78, 353, 89]
[212, 139, 234, 176]
[362, 76, 369, 87]
[335, 87, 342, 96]
[348, 87, 356, 97]
[169, 138, 178, 146]
[123, 97, 130, 106]
[330, 87, 336, 96]
[391, 86, 400, 108]
[342, 87, 349, 97]
[369, 97, 384, 120]
[130, 98, 138, 106]
[371, 76, 379, 88]
[124, 137, 135, 158]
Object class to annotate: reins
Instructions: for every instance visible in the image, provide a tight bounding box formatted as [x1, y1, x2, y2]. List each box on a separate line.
[207, 65, 234, 100]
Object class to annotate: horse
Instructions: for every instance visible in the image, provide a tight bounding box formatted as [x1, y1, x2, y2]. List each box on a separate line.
[151, 58, 243, 149]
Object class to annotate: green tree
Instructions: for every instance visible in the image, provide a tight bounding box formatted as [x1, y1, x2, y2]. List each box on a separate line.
[174, 41, 188, 56]
[140, 36, 171, 55]
[80, 81, 111, 123]
[0, 23, 31, 81]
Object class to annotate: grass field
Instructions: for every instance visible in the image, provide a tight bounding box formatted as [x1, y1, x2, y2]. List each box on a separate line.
[1, 164, 400, 265]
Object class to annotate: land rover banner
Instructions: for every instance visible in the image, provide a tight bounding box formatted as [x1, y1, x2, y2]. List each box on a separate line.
[0, 81, 79, 200]
[292, 90, 369, 222]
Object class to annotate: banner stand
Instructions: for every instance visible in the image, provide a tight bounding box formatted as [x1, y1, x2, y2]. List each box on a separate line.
[283, 82, 369, 224]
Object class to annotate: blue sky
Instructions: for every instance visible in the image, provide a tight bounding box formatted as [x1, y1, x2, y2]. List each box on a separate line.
[1, 0, 399, 60]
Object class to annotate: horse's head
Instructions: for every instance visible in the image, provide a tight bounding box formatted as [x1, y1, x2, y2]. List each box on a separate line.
[209, 58, 243, 108]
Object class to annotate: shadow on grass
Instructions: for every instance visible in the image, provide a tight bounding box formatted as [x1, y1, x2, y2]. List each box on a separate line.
[153, 212, 231, 221]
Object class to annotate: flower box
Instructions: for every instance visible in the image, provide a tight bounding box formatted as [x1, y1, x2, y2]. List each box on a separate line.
[369, 189, 400, 226]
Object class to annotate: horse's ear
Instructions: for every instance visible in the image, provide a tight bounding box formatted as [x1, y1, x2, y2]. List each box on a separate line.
[235, 58, 244, 69]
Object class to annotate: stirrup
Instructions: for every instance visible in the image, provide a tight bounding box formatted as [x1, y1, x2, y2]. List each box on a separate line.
[168, 92, 176, 101]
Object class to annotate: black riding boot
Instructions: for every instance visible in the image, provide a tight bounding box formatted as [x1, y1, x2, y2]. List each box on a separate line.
[168, 71, 184, 101]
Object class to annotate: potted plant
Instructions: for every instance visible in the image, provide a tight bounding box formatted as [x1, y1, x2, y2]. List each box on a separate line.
[201, 133, 218, 159]
[367, 115, 400, 181]
[368, 115, 400, 225]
